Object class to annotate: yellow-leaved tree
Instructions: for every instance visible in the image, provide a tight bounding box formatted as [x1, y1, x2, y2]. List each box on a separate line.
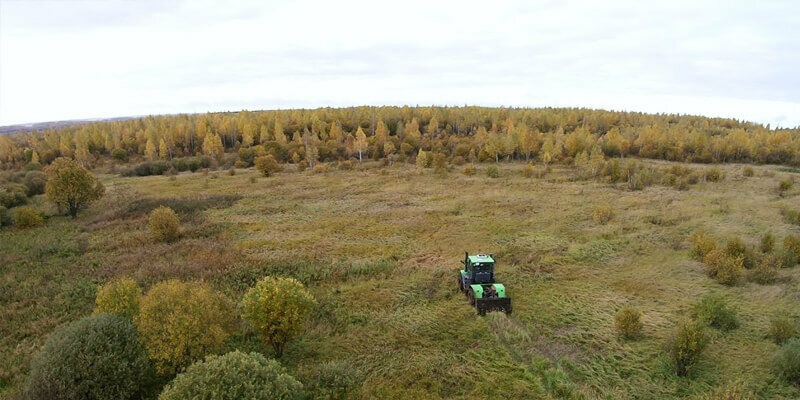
[44, 157, 104, 218]
[241, 277, 316, 357]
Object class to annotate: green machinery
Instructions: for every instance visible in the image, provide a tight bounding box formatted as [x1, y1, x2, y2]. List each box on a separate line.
[457, 252, 512, 315]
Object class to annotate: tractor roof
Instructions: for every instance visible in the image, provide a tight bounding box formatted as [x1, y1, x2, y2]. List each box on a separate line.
[468, 254, 494, 264]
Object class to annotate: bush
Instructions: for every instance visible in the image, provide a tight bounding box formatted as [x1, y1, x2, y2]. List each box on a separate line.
[591, 204, 614, 225]
[462, 165, 476, 176]
[694, 294, 739, 331]
[704, 167, 724, 182]
[149, 206, 181, 243]
[111, 148, 128, 162]
[522, 164, 535, 178]
[0, 183, 27, 208]
[778, 179, 793, 195]
[136, 280, 236, 375]
[0, 205, 10, 227]
[667, 319, 709, 377]
[158, 350, 303, 400]
[614, 307, 643, 339]
[95, 278, 142, 320]
[742, 166, 754, 177]
[782, 207, 800, 226]
[760, 232, 776, 253]
[241, 276, 316, 358]
[311, 163, 330, 174]
[783, 234, 800, 265]
[25, 313, 154, 400]
[699, 381, 752, 400]
[486, 164, 500, 178]
[255, 155, 282, 176]
[769, 315, 798, 345]
[724, 236, 746, 259]
[772, 338, 800, 386]
[301, 360, 359, 400]
[749, 254, 779, 284]
[690, 231, 717, 261]
[24, 170, 47, 196]
[12, 205, 44, 228]
[703, 249, 744, 285]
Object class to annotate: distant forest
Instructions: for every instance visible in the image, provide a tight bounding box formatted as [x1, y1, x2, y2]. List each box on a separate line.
[1, 106, 799, 170]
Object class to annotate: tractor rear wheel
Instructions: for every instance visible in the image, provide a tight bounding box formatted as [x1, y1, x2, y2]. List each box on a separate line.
[467, 288, 475, 305]
[457, 272, 464, 292]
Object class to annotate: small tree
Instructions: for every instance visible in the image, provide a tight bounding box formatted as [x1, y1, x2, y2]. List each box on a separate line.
[149, 206, 181, 243]
[614, 307, 643, 339]
[255, 154, 282, 176]
[158, 350, 303, 400]
[784, 234, 800, 266]
[136, 280, 236, 375]
[768, 315, 798, 345]
[694, 294, 739, 331]
[44, 157, 104, 218]
[25, 313, 154, 400]
[95, 278, 142, 320]
[241, 276, 316, 357]
[667, 319, 708, 377]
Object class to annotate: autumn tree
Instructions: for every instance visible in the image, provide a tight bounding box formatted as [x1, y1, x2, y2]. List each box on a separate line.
[44, 157, 105, 218]
[240, 277, 316, 358]
[355, 127, 368, 163]
[136, 280, 235, 376]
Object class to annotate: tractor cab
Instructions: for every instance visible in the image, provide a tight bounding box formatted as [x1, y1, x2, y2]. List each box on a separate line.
[463, 253, 495, 284]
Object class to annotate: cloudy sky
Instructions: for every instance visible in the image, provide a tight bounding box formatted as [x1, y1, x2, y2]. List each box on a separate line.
[1, 0, 799, 127]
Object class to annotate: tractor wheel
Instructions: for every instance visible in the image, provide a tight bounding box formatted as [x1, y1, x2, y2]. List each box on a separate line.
[467, 288, 475, 305]
[457, 272, 464, 292]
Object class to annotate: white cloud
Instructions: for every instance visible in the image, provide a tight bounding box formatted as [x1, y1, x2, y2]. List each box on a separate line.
[1, 0, 798, 127]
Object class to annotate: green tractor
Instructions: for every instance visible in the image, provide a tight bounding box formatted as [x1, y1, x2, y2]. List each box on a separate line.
[458, 252, 512, 315]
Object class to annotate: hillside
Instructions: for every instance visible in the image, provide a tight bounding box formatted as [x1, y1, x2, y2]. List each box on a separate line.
[2, 160, 799, 398]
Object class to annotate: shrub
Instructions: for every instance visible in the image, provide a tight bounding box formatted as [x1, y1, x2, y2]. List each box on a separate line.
[782, 207, 800, 226]
[769, 315, 798, 345]
[703, 249, 744, 285]
[311, 163, 330, 174]
[12, 205, 44, 228]
[742, 166, 754, 177]
[780, 248, 799, 269]
[111, 148, 128, 162]
[724, 236, 746, 259]
[783, 234, 800, 265]
[241, 276, 316, 358]
[44, 157, 105, 218]
[255, 155, 282, 176]
[136, 280, 236, 375]
[704, 167, 724, 182]
[25, 313, 154, 400]
[591, 204, 614, 225]
[667, 319, 709, 377]
[149, 206, 181, 243]
[778, 179, 793, 196]
[0, 183, 27, 208]
[462, 165, 476, 176]
[158, 350, 303, 400]
[760, 232, 776, 253]
[486, 164, 500, 178]
[772, 338, 800, 386]
[690, 231, 717, 261]
[614, 307, 643, 339]
[0, 205, 10, 227]
[301, 360, 359, 400]
[522, 164, 535, 178]
[24, 170, 47, 196]
[694, 294, 739, 331]
[95, 278, 142, 320]
[749, 254, 779, 284]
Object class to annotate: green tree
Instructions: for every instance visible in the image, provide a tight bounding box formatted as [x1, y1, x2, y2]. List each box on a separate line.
[95, 278, 142, 320]
[241, 277, 316, 358]
[158, 350, 303, 400]
[136, 280, 236, 375]
[25, 313, 154, 400]
[44, 157, 105, 218]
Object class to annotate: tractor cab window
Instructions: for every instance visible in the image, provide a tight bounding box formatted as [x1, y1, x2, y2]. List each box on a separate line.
[473, 263, 493, 272]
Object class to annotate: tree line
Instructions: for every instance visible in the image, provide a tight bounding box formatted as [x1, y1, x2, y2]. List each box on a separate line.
[1, 106, 798, 170]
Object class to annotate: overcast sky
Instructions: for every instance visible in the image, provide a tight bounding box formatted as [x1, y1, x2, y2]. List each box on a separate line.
[1, 0, 799, 127]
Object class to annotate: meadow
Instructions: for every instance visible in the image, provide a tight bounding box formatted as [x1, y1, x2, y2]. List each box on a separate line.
[1, 160, 799, 399]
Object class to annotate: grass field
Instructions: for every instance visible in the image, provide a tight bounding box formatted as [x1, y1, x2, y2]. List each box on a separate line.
[2, 160, 799, 399]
